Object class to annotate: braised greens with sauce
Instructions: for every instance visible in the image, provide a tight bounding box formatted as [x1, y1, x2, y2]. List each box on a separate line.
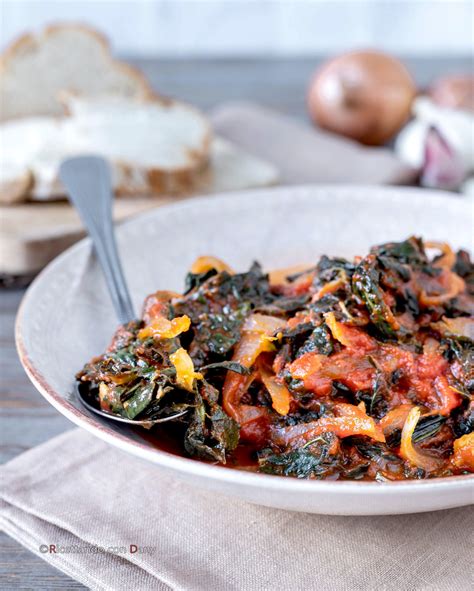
[77, 238, 474, 480]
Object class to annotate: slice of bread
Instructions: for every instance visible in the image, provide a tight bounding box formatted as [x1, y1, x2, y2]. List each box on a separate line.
[0, 23, 154, 121]
[0, 24, 212, 202]
[0, 94, 212, 202]
[0, 144, 278, 275]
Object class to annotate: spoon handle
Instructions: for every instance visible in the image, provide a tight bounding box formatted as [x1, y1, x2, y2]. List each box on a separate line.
[59, 156, 135, 324]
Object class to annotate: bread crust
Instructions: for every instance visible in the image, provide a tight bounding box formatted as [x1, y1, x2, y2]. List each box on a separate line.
[0, 169, 33, 204]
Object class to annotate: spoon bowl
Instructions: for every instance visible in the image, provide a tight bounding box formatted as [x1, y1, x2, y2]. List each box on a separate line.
[75, 385, 188, 426]
[59, 155, 188, 427]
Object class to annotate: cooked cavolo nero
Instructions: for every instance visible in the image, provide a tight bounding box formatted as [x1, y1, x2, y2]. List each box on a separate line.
[77, 238, 474, 480]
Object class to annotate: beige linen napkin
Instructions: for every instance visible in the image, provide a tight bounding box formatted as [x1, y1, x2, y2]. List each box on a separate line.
[211, 102, 417, 185]
[1, 429, 472, 591]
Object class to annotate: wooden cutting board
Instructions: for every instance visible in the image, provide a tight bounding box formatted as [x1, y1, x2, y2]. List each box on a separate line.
[0, 138, 278, 278]
[0, 198, 180, 277]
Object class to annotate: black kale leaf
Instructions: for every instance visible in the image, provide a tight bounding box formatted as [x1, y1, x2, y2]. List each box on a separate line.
[371, 237, 427, 267]
[184, 381, 239, 463]
[258, 433, 337, 478]
[174, 262, 274, 363]
[352, 255, 398, 339]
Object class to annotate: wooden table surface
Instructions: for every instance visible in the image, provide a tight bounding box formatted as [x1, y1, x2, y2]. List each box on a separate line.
[1, 56, 470, 589]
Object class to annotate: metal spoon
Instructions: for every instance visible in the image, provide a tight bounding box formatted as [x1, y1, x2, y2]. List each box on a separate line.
[60, 155, 187, 426]
[74, 384, 187, 427]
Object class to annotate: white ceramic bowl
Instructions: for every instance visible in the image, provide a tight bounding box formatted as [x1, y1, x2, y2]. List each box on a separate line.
[16, 185, 474, 515]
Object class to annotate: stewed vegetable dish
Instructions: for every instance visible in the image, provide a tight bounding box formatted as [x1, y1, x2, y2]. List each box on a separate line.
[77, 237, 474, 480]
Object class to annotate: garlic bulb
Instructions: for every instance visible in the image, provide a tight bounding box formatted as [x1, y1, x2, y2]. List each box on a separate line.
[395, 97, 474, 191]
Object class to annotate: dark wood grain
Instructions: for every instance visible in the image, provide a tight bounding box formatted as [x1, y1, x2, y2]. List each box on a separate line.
[1, 56, 470, 589]
[0, 532, 84, 590]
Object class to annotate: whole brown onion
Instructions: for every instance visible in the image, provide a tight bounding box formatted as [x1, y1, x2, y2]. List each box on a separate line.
[307, 50, 417, 145]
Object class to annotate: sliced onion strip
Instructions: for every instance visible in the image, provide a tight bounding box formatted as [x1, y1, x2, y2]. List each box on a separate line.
[259, 364, 292, 416]
[190, 256, 234, 275]
[400, 407, 443, 472]
[425, 241, 456, 270]
[170, 348, 203, 392]
[452, 433, 474, 471]
[139, 315, 191, 340]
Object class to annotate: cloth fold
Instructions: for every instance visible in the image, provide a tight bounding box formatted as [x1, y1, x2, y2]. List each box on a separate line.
[1, 429, 472, 590]
[211, 102, 417, 185]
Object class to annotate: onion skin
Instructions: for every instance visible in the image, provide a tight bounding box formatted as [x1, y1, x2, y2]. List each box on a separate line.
[307, 50, 417, 145]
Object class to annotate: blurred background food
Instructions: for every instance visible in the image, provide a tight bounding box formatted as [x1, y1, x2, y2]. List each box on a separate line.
[0, 0, 473, 281]
[0, 24, 278, 204]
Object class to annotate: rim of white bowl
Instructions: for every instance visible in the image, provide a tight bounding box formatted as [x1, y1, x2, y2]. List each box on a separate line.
[15, 184, 474, 494]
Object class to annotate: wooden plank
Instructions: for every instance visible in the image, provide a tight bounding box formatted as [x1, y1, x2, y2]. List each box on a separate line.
[0, 532, 84, 589]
